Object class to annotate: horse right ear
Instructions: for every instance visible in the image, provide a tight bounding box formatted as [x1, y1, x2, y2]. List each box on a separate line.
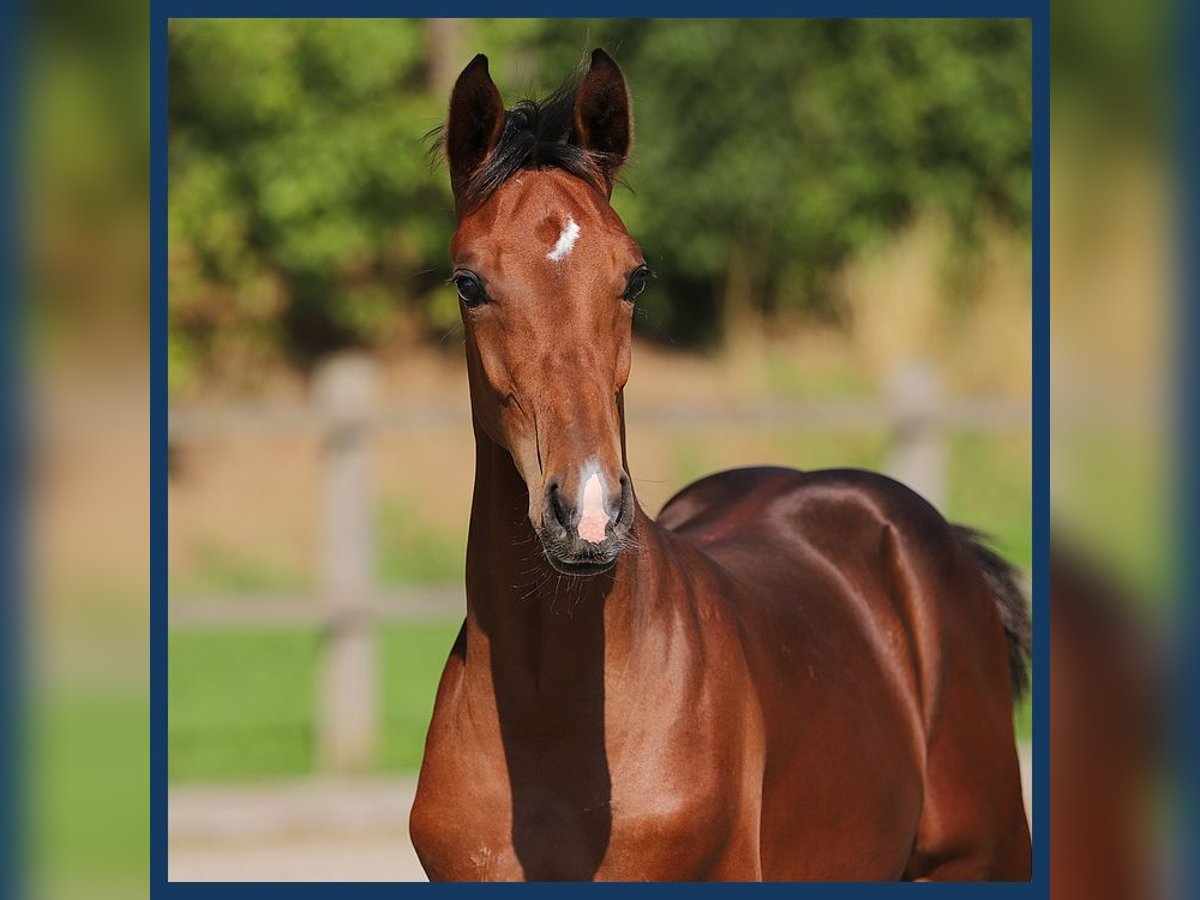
[445, 54, 505, 201]
[570, 49, 633, 191]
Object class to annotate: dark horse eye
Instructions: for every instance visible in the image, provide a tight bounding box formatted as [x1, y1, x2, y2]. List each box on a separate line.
[623, 265, 651, 302]
[453, 271, 487, 307]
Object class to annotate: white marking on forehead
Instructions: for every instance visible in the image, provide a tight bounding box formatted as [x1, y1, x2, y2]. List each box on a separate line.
[546, 216, 581, 262]
[577, 466, 610, 544]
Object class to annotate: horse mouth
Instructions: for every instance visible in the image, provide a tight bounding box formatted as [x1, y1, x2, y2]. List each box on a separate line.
[544, 554, 618, 577]
[538, 532, 623, 576]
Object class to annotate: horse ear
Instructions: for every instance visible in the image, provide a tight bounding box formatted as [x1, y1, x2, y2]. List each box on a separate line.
[571, 49, 633, 188]
[445, 54, 505, 200]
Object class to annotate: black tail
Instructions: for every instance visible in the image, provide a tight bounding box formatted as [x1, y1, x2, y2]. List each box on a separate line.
[955, 526, 1031, 702]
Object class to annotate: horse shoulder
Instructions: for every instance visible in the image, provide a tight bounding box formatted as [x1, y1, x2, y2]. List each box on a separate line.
[411, 624, 526, 881]
[597, 561, 767, 879]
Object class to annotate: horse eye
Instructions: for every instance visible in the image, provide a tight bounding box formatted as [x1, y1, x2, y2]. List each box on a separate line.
[623, 265, 651, 301]
[453, 272, 487, 307]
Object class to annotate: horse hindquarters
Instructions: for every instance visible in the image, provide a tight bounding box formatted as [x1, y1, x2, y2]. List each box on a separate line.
[667, 467, 1031, 880]
[893, 522, 1032, 880]
[789, 471, 1031, 879]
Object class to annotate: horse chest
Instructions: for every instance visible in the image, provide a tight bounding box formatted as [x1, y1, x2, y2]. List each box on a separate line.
[412, 704, 747, 881]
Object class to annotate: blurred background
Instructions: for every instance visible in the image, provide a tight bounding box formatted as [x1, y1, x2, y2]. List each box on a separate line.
[19, 6, 1178, 897]
[1049, 0, 1175, 897]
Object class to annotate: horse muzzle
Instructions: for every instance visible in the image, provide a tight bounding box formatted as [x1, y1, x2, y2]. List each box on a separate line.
[537, 468, 634, 575]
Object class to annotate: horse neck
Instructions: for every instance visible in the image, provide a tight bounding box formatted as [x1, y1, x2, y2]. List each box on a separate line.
[463, 416, 653, 698]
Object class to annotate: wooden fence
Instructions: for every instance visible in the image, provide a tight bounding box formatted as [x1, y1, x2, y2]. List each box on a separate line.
[169, 353, 1030, 773]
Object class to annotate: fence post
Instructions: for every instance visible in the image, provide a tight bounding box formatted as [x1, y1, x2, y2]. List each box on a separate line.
[425, 19, 466, 94]
[313, 353, 378, 773]
[885, 358, 946, 510]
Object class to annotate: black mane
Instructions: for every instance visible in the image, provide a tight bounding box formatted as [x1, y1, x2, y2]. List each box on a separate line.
[433, 72, 617, 212]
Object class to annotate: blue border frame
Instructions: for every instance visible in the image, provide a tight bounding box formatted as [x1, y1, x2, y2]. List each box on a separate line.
[151, 5, 169, 893]
[1177, 0, 1199, 892]
[2, 1, 25, 898]
[151, 4, 1049, 895]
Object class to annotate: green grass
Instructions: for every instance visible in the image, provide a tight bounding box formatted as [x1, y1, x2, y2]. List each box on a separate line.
[170, 433, 1032, 781]
[380, 621, 465, 770]
[1053, 426, 1171, 605]
[169, 617, 1030, 781]
[32, 686, 150, 887]
[170, 627, 321, 780]
[171, 498, 467, 596]
[377, 497, 465, 587]
[945, 432, 1032, 571]
[169, 540, 312, 595]
[1014, 683, 1032, 741]
[761, 347, 878, 398]
[169, 620, 462, 782]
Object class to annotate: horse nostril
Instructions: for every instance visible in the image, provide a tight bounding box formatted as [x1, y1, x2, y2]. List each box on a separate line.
[615, 472, 633, 526]
[546, 480, 571, 532]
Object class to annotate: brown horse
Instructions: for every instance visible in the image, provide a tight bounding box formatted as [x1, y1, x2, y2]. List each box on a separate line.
[409, 50, 1032, 881]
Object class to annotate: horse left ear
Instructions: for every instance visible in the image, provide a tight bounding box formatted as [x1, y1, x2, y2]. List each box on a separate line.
[445, 54, 506, 205]
[570, 49, 633, 190]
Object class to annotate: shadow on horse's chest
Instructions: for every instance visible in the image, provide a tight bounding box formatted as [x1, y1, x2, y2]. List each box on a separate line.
[416, 727, 739, 881]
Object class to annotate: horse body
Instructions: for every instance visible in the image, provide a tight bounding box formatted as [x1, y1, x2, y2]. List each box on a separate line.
[409, 50, 1031, 881]
[412, 448, 1030, 880]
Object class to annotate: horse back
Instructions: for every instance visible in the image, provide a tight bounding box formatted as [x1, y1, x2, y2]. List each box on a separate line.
[656, 464, 1013, 728]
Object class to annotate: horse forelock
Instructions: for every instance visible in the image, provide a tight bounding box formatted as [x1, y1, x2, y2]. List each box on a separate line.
[429, 71, 622, 215]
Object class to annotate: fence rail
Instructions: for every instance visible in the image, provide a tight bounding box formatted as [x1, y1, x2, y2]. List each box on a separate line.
[169, 590, 463, 629]
[169, 353, 1030, 773]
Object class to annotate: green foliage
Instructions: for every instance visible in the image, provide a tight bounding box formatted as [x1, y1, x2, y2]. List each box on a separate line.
[169, 19, 451, 382]
[169, 19, 1030, 380]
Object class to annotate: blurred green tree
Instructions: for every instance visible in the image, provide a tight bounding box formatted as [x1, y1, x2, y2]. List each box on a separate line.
[168, 18, 1029, 389]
